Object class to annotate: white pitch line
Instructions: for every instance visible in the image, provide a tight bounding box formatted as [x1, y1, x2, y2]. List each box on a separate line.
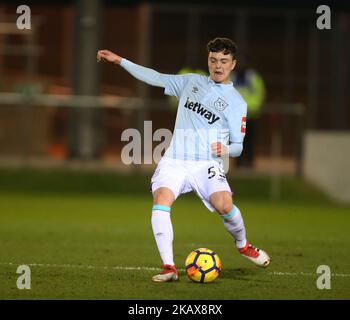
[0, 262, 349, 277]
[268, 271, 350, 277]
[0, 262, 173, 272]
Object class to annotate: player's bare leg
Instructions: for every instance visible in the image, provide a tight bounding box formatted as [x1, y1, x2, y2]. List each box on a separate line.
[151, 187, 179, 282]
[210, 191, 270, 267]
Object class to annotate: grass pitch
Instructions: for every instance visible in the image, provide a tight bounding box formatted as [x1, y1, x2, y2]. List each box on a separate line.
[0, 168, 349, 299]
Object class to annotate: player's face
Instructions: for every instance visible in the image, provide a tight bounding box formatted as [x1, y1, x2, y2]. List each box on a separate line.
[208, 51, 236, 84]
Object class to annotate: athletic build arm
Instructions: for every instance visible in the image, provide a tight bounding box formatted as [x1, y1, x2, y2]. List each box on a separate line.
[97, 49, 165, 88]
[97, 50, 241, 158]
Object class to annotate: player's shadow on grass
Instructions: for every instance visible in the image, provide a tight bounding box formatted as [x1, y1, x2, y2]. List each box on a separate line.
[220, 268, 271, 283]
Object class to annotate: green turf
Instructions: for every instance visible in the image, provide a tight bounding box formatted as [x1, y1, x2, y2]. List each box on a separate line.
[0, 168, 349, 299]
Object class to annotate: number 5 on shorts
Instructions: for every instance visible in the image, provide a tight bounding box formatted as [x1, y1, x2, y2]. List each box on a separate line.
[208, 166, 216, 179]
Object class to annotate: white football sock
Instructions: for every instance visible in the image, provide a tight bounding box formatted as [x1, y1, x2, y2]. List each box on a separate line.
[221, 205, 247, 249]
[151, 205, 174, 266]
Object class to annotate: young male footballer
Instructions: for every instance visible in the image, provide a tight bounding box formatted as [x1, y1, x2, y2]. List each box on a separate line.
[97, 37, 270, 282]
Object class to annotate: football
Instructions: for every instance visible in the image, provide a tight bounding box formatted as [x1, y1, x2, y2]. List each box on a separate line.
[185, 248, 222, 283]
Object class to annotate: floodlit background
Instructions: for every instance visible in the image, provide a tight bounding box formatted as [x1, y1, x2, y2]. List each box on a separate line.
[0, 0, 349, 300]
[1, 0, 349, 201]
[0, 0, 349, 201]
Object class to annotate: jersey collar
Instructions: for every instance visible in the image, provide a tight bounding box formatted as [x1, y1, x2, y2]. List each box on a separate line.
[207, 77, 233, 89]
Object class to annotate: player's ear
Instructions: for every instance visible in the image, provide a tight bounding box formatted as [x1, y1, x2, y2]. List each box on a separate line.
[231, 59, 237, 70]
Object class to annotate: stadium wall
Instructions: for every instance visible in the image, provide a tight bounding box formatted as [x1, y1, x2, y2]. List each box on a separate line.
[302, 131, 350, 204]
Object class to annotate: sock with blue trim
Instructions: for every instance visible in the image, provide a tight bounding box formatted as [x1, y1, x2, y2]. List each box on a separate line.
[220, 205, 247, 249]
[151, 204, 174, 266]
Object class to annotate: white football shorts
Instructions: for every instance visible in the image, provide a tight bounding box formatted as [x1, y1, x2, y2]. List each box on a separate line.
[150, 157, 232, 212]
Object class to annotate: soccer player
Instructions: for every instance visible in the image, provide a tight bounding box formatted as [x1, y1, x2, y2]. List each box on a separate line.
[97, 37, 270, 282]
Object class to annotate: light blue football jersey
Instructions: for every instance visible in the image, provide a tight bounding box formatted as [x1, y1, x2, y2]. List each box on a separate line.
[160, 73, 247, 162]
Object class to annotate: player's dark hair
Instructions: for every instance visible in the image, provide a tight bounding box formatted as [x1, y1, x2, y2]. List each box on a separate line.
[207, 37, 237, 59]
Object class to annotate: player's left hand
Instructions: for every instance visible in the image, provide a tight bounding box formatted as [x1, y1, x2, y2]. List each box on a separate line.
[211, 142, 228, 157]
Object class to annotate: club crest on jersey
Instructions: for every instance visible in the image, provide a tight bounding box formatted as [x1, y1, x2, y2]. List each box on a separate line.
[192, 86, 199, 93]
[241, 116, 247, 133]
[214, 98, 228, 111]
[184, 97, 220, 125]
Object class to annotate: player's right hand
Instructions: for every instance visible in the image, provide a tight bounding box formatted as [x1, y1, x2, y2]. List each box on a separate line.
[97, 50, 121, 65]
[211, 142, 228, 157]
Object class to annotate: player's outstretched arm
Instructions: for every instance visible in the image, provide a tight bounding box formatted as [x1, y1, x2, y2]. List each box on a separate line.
[97, 49, 165, 88]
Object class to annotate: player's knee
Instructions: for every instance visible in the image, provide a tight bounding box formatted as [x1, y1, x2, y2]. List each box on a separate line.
[153, 188, 174, 206]
[217, 202, 232, 215]
[210, 192, 233, 215]
[213, 198, 232, 215]
[153, 194, 171, 206]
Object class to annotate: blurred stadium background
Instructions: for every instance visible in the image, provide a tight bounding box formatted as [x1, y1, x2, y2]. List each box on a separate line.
[0, 0, 349, 300]
[0, 0, 349, 200]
